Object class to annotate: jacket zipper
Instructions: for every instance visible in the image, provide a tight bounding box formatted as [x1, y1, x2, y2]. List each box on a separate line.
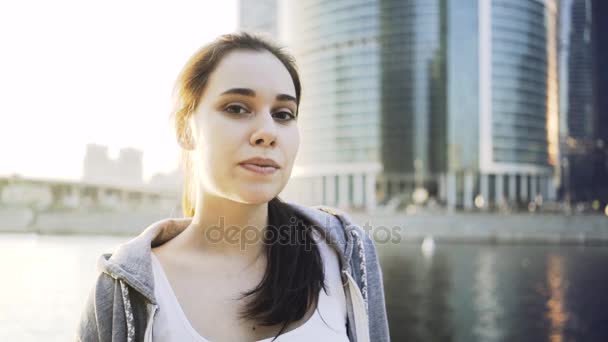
[344, 270, 370, 342]
[143, 303, 158, 342]
[317, 206, 369, 342]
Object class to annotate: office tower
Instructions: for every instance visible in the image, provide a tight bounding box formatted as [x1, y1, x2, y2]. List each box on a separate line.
[560, 0, 607, 205]
[591, 0, 608, 205]
[281, 0, 560, 210]
[560, 0, 594, 202]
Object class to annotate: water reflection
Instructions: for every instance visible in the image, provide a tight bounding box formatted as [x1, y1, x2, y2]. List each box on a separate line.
[379, 243, 608, 342]
[383, 241, 453, 341]
[1, 235, 608, 341]
[546, 255, 568, 342]
[382, 244, 420, 340]
[473, 251, 503, 341]
[0, 233, 125, 341]
[422, 252, 453, 341]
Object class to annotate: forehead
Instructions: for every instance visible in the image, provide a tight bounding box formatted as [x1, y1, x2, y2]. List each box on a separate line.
[205, 50, 296, 99]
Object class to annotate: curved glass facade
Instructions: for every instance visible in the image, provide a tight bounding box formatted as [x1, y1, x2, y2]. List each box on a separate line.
[287, 0, 381, 165]
[287, 0, 447, 178]
[491, 0, 551, 165]
[281, 0, 559, 208]
[447, 0, 479, 171]
[380, 0, 447, 176]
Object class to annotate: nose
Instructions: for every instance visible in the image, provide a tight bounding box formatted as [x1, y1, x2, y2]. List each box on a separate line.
[250, 110, 277, 147]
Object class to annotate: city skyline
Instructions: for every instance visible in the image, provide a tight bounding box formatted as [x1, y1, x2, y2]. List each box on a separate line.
[3, 0, 605, 207]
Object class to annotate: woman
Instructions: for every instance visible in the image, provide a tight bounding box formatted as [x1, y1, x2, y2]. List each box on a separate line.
[76, 32, 389, 342]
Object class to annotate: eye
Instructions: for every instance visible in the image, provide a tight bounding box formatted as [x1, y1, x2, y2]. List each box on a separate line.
[224, 104, 250, 115]
[273, 110, 296, 121]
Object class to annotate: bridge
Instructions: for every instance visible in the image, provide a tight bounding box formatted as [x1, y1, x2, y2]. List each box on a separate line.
[0, 175, 180, 235]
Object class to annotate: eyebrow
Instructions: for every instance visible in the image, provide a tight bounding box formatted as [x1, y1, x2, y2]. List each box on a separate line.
[220, 88, 297, 104]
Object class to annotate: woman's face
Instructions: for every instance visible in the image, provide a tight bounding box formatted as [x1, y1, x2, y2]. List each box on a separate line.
[189, 49, 300, 204]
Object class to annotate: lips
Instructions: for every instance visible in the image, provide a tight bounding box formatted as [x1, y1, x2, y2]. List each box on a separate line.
[238, 157, 281, 175]
[238, 157, 281, 169]
[240, 163, 278, 175]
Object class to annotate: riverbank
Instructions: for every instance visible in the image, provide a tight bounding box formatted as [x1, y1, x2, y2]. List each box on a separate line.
[1, 207, 607, 244]
[351, 211, 608, 245]
[0, 207, 171, 236]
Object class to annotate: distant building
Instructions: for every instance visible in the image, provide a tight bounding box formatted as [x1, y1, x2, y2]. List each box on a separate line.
[281, 0, 560, 210]
[560, 0, 595, 202]
[559, 0, 608, 205]
[117, 147, 144, 187]
[82, 143, 143, 188]
[238, 0, 278, 39]
[592, 0, 608, 205]
[148, 168, 182, 193]
[82, 144, 110, 185]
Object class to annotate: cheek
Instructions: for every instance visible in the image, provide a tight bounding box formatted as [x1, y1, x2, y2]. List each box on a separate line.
[197, 115, 241, 155]
[283, 127, 300, 163]
[192, 116, 239, 177]
[291, 127, 301, 152]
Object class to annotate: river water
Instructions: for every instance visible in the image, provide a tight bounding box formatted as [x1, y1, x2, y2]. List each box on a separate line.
[379, 241, 608, 341]
[1, 233, 607, 341]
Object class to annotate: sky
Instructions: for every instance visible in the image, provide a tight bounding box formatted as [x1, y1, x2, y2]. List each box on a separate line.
[0, 0, 237, 181]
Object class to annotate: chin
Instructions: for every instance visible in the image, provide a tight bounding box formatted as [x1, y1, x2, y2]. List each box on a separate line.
[234, 188, 280, 205]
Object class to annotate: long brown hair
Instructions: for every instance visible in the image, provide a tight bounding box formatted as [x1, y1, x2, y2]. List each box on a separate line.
[170, 32, 324, 340]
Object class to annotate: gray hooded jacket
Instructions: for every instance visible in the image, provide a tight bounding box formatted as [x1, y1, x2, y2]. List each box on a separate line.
[75, 202, 390, 341]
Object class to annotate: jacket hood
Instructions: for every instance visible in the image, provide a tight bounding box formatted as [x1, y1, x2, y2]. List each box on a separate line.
[96, 201, 354, 305]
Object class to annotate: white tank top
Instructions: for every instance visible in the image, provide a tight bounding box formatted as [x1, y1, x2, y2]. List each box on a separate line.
[150, 233, 350, 341]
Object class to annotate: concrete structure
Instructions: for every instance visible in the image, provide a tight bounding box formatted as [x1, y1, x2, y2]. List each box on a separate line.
[148, 168, 183, 192]
[0, 175, 177, 212]
[0, 173, 181, 234]
[82, 144, 143, 188]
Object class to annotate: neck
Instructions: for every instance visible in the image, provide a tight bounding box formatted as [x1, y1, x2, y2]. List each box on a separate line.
[176, 192, 269, 259]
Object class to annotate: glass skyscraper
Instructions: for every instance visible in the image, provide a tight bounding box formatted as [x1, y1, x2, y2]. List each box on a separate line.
[558, 0, 608, 205]
[280, 0, 382, 209]
[476, 0, 560, 209]
[560, 0, 597, 203]
[279, 0, 559, 210]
